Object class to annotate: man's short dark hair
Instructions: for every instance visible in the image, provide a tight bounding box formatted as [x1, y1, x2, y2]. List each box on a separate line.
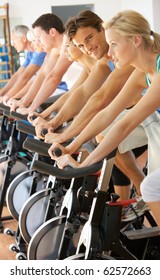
[32, 13, 65, 34]
[65, 10, 104, 40]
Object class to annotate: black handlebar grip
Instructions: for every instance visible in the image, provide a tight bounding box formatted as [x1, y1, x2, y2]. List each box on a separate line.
[3, 108, 11, 118]
[16, 121, 36, 136]
[41, 128, 48, 137]
[53, 148, 62, 157]
[0, 103, 10, 110]
[23, 137, 51, 156]
[30, 114, 38, 121]
[10, 110, 28, 121]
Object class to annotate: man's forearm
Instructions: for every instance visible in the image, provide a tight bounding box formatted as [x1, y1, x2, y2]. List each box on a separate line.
[29, 75, 62, 111]
[7, 76, 31, 98]
[0, 69, 23, 96]
[55, 89, 109, 142]
[65, 65, 135, 138]
[13, 79, 33, 99]
[49, 90, 89, 130]
[46, 92, 69, 117]
[39, 93, 69, 119]
[53, 77, 126, 142]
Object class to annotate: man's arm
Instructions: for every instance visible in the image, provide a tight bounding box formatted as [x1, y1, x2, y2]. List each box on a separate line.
[12, 79, 33, 99]
[9, 79, 34, 111]
[1, 52, 46, 99]
[49, 65, 136, 143]
[48, 59, 111, 130]
[0, 66, 26, 97]
[7, 64, 40, 98]
[26, 52, 72, 112]
[12, 51, 58, 110]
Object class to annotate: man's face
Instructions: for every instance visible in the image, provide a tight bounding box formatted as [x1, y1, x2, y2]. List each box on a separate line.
[72, 26, 108, 60]
[11, 32, 26, 52]
[33, 26, 55, 52]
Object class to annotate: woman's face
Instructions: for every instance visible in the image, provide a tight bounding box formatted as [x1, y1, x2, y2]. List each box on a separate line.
[27, 30, 44, 52]
[105, 29, 136, 68]
[31, 38, 44, 52]
[63, 35, 82, 61]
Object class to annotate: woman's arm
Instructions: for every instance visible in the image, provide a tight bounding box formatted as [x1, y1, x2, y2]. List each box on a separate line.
[53, 74, 160, 169]
[67, 69, 146, 153]
[79, 75, 160, 167]
[48, 68, 146, 156]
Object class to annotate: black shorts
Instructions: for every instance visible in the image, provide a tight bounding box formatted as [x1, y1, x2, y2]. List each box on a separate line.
[112, 145, 147, 186]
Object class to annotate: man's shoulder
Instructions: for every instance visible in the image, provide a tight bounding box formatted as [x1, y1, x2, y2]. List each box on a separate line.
[32, 51, 46, 58]
[50, 48, 61, 56]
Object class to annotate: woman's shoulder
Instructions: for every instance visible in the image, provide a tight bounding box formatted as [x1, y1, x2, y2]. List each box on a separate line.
[156, 54, 160, 72]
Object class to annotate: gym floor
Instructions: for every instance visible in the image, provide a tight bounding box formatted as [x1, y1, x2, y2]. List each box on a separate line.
[0, 206, 17, 260]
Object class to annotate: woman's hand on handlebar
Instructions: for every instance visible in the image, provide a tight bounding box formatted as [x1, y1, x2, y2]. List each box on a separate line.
[56, 154, 80, 169]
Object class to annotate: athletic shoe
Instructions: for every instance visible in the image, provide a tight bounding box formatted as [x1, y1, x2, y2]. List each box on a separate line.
[121, 196, 150, 222]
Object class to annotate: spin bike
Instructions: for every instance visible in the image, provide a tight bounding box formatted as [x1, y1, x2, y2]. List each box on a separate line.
[23, 139, 160, 260]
